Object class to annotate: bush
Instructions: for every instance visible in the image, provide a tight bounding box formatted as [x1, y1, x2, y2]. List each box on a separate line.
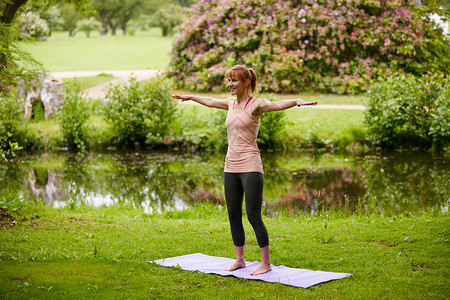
[127, 26, 137, 36]
[0, 94, 27, 152]
[103, 76, 177, 147]
[258, 98, 286, 149]
[76, 17, 101, 38]
[364, 73, 450, 151]
[169, 0, 449, 94]
[17, 11, 49, 40]
[58, 80, 89, 151]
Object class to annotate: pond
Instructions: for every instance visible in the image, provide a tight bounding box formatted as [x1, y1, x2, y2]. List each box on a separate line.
[1, 150, 449, 215]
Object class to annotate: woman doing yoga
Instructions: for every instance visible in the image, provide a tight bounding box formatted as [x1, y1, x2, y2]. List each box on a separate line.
[172, 65, 317, 276]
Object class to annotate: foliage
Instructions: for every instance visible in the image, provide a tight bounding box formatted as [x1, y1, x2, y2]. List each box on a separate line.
[151, 4, 185, 36]
[1, 0, 90, 95]
[169, 0, 450, 95]
[364, 73, 450, 151]
[17, 11, 49, 40]
[127, 26, 137, 36]
[58, 80, 89, 151]
[0, 22, 43, 95]
[92, 0, 147, 36]
[0, 132, 23, 161]
[258, 99, 286, 149]
[0, 93, 27, 152]
[103, 76, 177, 147]
[39, 6, 64, 33]
[76, 16, 100, 37]
[60, 3, 82, 36]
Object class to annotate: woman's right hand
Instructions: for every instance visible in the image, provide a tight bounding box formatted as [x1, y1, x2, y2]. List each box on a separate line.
[172, 94, 190, 101]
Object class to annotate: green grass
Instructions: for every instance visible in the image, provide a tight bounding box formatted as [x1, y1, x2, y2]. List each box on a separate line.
[19, 28, 173, 71]
[62, 74, 116, 89]
[283, 107, 365, 145]
[0, 202, 448, 299]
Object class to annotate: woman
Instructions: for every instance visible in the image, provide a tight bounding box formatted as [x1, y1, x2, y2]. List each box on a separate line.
[172, 65, 317, 276]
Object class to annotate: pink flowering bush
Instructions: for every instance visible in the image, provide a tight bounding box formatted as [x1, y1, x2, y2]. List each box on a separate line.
[168, 0, 449, 94]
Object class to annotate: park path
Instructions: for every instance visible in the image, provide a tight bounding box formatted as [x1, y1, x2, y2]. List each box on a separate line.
[51, 69, 161, 99]
[50, 69, 365, 110]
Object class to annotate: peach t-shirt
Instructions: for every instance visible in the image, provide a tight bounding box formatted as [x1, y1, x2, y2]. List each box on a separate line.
[224, 97, 263, 174]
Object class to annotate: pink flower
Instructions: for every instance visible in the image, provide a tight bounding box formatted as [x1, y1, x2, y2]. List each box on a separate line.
[297, 8, 306, 17]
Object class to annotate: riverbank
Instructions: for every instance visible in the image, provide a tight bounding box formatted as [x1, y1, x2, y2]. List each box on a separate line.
[24, 96, 368, 153]
[0, 202, 448, 299]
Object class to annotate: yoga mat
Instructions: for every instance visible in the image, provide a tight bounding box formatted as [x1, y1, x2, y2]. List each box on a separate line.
[149, 253, 352, 288]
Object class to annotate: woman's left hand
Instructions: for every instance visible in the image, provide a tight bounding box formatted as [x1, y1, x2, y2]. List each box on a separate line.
[296, 99, 318, 106]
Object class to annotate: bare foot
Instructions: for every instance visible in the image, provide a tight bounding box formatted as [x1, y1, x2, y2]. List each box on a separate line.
[225, 260, 246, 272]
[250, 263, 272, 276]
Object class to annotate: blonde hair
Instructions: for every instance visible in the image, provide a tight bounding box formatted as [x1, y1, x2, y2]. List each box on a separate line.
[225, 65, 257, 94]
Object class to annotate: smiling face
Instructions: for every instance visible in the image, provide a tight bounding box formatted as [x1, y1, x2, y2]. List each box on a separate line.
[226, 72, 250, 96]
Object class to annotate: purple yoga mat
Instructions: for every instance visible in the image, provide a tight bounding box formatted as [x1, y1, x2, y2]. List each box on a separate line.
[149, 253, 352, 288]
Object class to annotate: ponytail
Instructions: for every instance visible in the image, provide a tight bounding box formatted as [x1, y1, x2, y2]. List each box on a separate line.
[248, 68, 257, 94]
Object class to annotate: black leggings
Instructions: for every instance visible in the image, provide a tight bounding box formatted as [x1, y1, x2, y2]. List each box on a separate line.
[224, 172, 269, 248]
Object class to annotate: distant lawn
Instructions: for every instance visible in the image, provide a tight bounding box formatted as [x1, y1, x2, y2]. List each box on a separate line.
[19, 28, 173, 71]
[62, 74, 116, 89]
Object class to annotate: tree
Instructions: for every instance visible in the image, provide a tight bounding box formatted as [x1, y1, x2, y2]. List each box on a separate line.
[60, 3, 81, 36]
[151, 4, 185, 36]
[92, 0, 117, 35]
[119, 0, 145, 36]
[92, 0, 145, 36]
[0, 0, 91, 95]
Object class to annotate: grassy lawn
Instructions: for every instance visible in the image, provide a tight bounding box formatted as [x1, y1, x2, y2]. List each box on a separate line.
[19, 28, 173, 71]
[62, 74, 116, 89]
[0, 203, 448, 299]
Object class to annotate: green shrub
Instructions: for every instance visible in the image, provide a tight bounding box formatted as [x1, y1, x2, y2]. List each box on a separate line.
[169, 0, 449, 95]
[364, 73, 450, 151]
[103, 76, 177, 147]
[258, 99, 286, 149]
[76, 17, 101, 38]
[127, 26, 137, 36]
[58, 80, 89, 151]
[0, 93, 27, 152]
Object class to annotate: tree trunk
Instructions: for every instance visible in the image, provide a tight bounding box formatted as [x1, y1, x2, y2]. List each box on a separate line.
[162, 25, 169, 37]
[1, 0, 29, 24]
[109, 20, 119, 36]
[101, 21, 108, 35]
[122, 23, 127, 36]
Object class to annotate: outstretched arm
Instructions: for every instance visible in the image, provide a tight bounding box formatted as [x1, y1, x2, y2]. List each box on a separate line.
[254, 98, 318, 114]
[172, 94, 229, 110]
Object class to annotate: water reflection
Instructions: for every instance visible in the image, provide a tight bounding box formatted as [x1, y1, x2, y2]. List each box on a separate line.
[0, 151, 448, 215]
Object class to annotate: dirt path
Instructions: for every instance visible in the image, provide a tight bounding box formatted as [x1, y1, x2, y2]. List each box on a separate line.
[51, 69, 161, 98]
[51, 70, 366, 110]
